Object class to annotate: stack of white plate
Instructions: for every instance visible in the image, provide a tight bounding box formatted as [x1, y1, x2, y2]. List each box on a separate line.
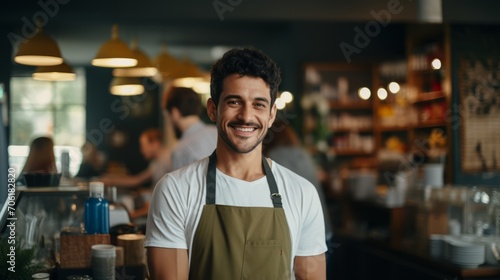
[444, 237, 485, 268]
[429, 234, 446, 259]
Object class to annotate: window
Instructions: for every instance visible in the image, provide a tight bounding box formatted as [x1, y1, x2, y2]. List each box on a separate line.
[9, 68, 86, 176]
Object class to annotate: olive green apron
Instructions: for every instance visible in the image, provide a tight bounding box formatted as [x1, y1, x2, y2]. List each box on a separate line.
[189, 151, 292, 280]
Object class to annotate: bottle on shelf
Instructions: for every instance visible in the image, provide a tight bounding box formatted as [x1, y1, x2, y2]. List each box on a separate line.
[85, 181, 110, 234]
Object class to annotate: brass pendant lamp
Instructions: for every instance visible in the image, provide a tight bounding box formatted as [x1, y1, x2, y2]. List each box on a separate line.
[92, 24, 137, 68]
[171, 57, 204, 88]
[33, 61, 76, 81]
[110, 77, 144, 96]
[154, 46, 181, 80]
[14, 25, 63, 66]
[112, 39, 157, 77]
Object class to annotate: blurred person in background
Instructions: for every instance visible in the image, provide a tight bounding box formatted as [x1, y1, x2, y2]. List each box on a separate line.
[21, 136, 57, 174]
[75, 141, 107, 180]
[263, 119, 335, 277]
[164, 86, 217, 171]
[99, 128, 173, 189]
[99, 127, 175, 220]
[17, 136, 58, 185]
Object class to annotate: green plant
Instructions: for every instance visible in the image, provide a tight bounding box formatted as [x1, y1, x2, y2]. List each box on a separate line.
[0, 238, 45, 280]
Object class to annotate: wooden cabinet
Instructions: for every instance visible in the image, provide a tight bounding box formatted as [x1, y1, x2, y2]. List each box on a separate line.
[370, 24, 452, 186]
[405, 24, 451, 163]
[302, 63, 377, 167]
[301, 25, 452, 170]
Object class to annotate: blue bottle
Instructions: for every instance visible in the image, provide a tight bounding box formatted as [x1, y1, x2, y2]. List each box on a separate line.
[85, 181, 110, 234]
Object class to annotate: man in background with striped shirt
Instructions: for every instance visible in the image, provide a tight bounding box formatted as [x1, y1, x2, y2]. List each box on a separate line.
[165, 87, 217, 171]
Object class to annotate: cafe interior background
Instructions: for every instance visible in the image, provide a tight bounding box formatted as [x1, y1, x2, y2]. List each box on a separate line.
[1, 0, 500, 279]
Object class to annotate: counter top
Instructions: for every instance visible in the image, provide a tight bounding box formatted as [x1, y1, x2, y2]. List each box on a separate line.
[336, 233, 500, 279]
[380, 240, 500, 278]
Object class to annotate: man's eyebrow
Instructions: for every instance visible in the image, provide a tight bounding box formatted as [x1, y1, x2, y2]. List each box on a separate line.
[223, 95, 242, 101]
[254, 97, 270, 104]
[222, 95, 270, 104]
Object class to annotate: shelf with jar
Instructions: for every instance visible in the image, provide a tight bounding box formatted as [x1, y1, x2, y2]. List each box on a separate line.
[405, 24, 451, 171]
[329, 131, 375, 156]
[407, 24, 450, 129]
[373, 60, 413, 162]
[301, 62, 376, 158]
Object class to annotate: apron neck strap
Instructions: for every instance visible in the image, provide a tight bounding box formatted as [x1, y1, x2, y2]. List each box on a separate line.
[262, 154, 282, 208]
[206, 150, 282, 208]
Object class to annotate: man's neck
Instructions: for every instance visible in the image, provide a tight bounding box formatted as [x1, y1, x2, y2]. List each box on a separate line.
[215, 146, 267, 182]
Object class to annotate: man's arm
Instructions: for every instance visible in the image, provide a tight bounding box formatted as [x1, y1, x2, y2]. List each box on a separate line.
[294, 254, 327, 280]
[147, 247, 189, 280]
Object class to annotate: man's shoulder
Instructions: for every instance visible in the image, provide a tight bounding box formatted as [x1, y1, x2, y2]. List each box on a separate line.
[169, 156, 209, 177]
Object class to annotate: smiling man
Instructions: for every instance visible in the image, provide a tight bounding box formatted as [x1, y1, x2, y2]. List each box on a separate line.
[145, 48, 327, 280]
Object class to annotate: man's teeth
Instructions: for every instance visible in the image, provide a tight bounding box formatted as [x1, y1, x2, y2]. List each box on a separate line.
[235, 127, 254, 132]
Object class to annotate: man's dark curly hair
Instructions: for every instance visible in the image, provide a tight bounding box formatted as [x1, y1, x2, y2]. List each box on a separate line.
[210, 47, 281, 108]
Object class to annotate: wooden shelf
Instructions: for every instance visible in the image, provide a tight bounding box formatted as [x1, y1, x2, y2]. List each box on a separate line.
[377, 120, 447, 130]
[331, 148, 374, 156]
[378, 125, 410, 132]
[329, 101, 372, 110]
[333, 127, 373, 133]
[411, 68, 441, 75]
[412, 91, 446, 103]
[414, 119, 447, 128]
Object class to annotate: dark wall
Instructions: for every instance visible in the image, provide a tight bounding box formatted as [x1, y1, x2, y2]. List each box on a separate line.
[85, 67, 160, 176]
[257, 22, 406, 95]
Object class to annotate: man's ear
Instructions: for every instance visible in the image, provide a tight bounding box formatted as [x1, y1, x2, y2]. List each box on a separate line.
[206, 98, 217, 122]
[268, 103, 277, 128]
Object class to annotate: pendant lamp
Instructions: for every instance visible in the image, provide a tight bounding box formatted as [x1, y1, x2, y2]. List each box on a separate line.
[110, 77, 144, 96]
[171, 57, 204, 88]
[173, 58, 202, 79]
[33, 61, 76, 81]
[113, 39, 157, 77]
[154, 46, 181, 79]
[92, 24, 137, 68]
[14, 25, 63, 66]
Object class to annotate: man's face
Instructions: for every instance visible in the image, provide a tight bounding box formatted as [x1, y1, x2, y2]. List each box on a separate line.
[208, 74, 276, 154]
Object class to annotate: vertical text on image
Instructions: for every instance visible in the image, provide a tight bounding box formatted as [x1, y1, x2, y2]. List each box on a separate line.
[6, 167, 18, 273]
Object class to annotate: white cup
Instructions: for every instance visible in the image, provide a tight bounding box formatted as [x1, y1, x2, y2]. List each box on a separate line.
[91, 244, 115, 280]
[423, 163, 444, 188]
[32, 273, 50, 280]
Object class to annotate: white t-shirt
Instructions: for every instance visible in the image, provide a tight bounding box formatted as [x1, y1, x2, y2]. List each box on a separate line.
[145, 157, 327, 271]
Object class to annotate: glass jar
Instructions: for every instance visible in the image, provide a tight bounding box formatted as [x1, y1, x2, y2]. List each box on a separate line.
[464, 186, 492, 236]
[489, 190, 500, 237]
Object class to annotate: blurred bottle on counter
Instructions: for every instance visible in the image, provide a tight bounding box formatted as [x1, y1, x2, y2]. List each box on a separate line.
[85, 181, 109, 234]
[60, 150, 71, 185]
[61, 150, 70, 177]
